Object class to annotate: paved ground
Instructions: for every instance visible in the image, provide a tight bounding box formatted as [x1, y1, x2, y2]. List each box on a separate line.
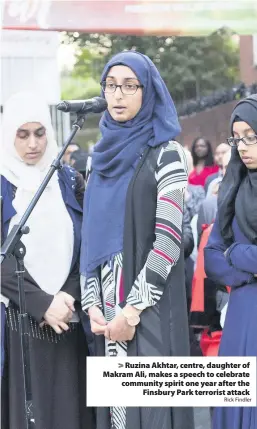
[194, 407, 211, 429]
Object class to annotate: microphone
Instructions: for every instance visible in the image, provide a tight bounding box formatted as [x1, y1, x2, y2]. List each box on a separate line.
[57, 96, 107, 114]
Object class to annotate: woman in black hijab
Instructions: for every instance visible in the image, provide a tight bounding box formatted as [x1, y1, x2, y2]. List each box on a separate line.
[204, 94, 257, 429]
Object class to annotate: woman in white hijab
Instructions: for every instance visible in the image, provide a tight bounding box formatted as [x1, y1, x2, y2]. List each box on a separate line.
[1, 92, 95, 429]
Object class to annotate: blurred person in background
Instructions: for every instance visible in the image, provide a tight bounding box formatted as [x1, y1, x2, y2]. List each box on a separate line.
[188, 137, 219, 187]
[197, 148, 231, 240]
[205, 94, 257, 429]
[62, 141, 80, 165]
[81, 51, 194, 429]
[183, 202, 194, 315]
[184, 148, 205, 274]
[190, 149, 232, 352]
[205, 142, 230, 196]
[70, 149, 88, 179]
[184, 148, 205, 220]
[183, 148, 205, 310]
[180, 148, 203, 356]
[1, 92, 95, 429]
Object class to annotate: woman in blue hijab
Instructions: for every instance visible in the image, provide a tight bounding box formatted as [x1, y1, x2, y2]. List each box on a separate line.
[81, 51, 194, 429]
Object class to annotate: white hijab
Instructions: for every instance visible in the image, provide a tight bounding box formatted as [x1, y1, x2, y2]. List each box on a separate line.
[1, 91, 74, 305]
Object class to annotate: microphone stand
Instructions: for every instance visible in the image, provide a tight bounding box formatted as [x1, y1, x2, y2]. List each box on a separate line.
[1, 112, 88, 429]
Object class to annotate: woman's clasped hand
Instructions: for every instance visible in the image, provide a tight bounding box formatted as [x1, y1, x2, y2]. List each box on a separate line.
[42, 291, 75, 333]
[88, 305, 135, 342]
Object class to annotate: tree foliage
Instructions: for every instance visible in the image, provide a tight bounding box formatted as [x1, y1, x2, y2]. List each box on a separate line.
[61, 74, 100, 100]
[64, 28, 239, 103]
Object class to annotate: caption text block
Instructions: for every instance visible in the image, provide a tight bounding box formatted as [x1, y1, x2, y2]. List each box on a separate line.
[87, 357, 256, 407]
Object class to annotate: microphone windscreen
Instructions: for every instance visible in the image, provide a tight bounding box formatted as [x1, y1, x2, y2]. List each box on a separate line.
[92, 97, 108, 113]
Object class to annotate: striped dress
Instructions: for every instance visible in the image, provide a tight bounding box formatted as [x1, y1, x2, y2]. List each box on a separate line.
[82, 141, 188, 429]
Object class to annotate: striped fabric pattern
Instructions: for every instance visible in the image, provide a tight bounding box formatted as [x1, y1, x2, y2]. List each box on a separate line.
[81, 275, 102, 310]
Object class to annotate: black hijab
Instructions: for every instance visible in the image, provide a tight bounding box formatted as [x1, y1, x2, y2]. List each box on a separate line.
[218, 94, 257, 245]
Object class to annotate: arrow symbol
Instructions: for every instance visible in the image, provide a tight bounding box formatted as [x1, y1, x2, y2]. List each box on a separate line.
[118, 363, 123, 368]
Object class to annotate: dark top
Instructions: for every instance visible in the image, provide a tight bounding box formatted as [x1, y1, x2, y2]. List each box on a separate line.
[93, 143, 194, 429]
[1, 167, 84, 323]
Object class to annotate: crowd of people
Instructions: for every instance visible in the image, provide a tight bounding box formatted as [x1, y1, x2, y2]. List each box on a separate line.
[1, 50, 256, 429]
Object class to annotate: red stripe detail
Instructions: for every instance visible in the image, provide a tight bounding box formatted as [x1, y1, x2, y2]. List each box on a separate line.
[154, 248, 174, 263]
[156, 223, 181, 241]
[106, 302, 114, 308]
[159, 196, 182, 213]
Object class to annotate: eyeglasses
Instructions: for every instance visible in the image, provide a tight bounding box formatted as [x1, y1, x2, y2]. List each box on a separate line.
[101, 81, 143, 95]
[227, 135, 257, 147]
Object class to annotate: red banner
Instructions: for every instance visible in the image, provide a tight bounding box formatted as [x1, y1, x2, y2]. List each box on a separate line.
[2, 0, 257, 36]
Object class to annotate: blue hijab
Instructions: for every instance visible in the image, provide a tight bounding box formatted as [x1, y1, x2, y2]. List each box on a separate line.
[80, 51, 181, 275]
